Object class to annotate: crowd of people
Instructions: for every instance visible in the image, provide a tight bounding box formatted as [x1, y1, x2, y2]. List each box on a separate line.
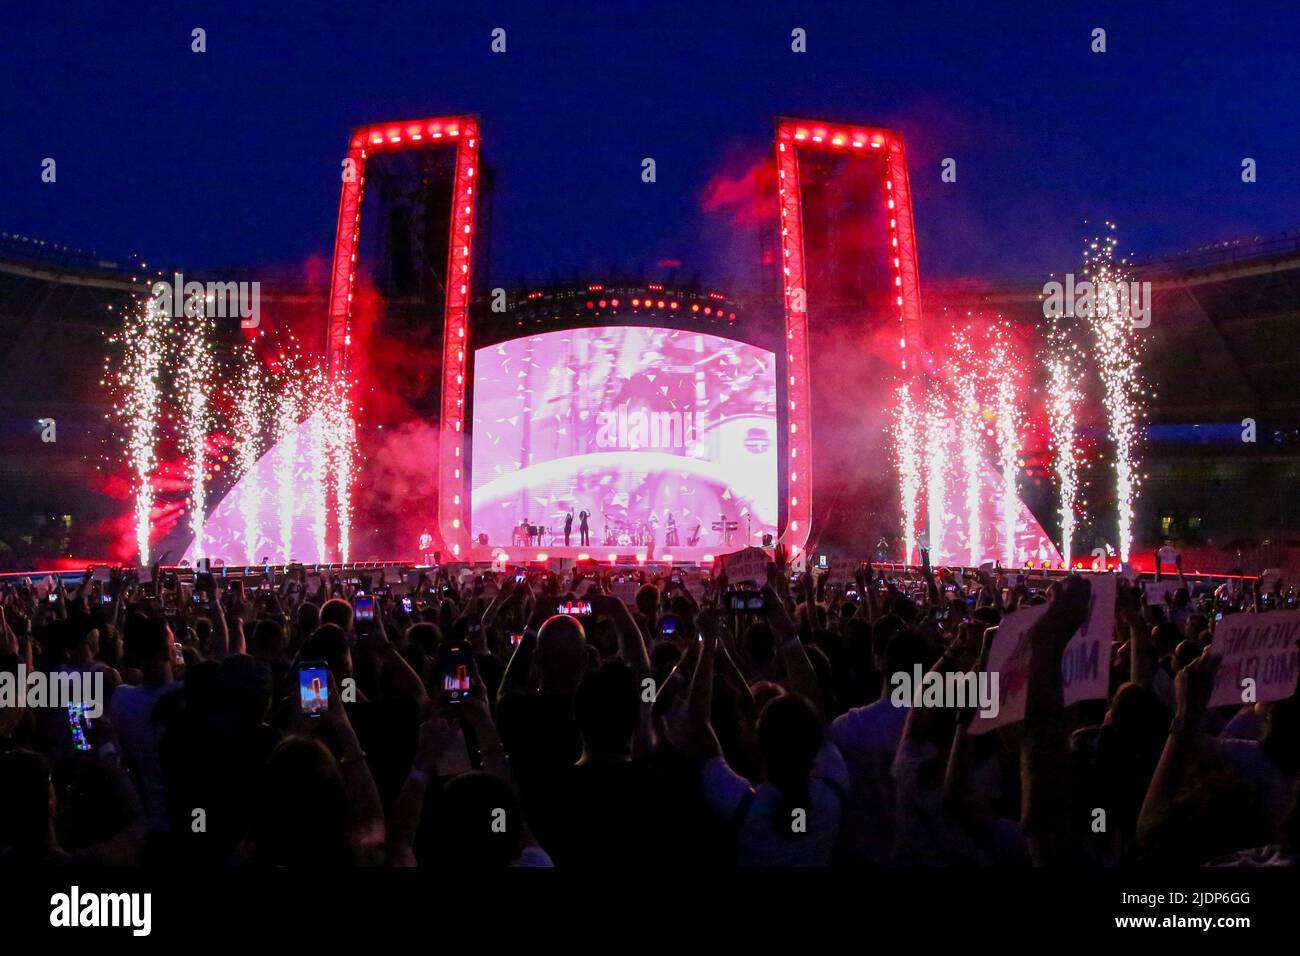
[0, 549, 1296, 868]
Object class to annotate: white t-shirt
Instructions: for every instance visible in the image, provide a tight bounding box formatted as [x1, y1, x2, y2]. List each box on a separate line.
[829, 698, 908, 865]
[892, 737, 1027, 866]
[702, 741, 848, 866]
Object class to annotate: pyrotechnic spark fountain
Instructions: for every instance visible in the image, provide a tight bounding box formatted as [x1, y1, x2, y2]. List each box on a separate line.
[922, 387, 949, 558]
[986, 325, 1021, 566]
[1046, 349, 1081, 568]
[952, 333, 983, 565]
[323, 377, 358, 563]
[177, 304, 214, 561]
[109, 292, 360, 567]
[120, 295, 167, 564]
[893, 382, 922, 564]
[272, 375, 304, 563]
[233, 359, 267, 564]
[304, 369, 330, 564]
[1083, 223, 1144, 563]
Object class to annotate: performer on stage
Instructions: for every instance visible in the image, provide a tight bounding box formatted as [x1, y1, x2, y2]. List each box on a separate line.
[665, 512, 679, 548]
[564, 511, 573, 547]
[418, 527, 434, 565]
[579, 509, 591, 546]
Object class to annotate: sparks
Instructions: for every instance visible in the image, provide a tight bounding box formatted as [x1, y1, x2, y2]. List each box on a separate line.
[986, 324, 1021, 566]
[892, 381, 921, 564]
[951, 331, 983, 564]
[176, 303, 214, 561]
[1046, 343, 1081, 568]
[1082, 223, 1145, 563]
[119, 295, 166, 564]
[233, 358, 267, 564]
[922, 385, 950, 559]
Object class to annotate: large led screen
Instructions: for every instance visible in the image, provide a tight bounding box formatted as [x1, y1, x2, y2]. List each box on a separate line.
[472, 327, 777, 553]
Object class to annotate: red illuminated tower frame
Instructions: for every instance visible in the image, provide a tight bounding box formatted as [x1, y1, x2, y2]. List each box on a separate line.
[325, 116, 480, 558]
[773, 118, 923, 559]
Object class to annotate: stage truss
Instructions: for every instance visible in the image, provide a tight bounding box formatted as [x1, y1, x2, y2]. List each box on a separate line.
[325, 115, 480, 558]
[773, 118, 924, 559]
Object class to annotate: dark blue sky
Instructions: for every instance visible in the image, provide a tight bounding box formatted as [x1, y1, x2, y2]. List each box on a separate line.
[3, 0, 1297, 288]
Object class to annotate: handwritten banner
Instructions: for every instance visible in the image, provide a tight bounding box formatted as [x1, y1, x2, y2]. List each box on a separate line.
[970, 574, 1116, 734]
[1209, 610, 1300, 708]
[718, 546, 771, 585]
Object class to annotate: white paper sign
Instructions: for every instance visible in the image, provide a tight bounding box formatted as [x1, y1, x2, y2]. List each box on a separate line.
[1063, 573, 1116, 708]
[967, 604, 1049, 735]
[970, 574, 1116, 734]
[1143, 579, 1181, 608]
[1209, 610, 1300, 708]
[718, 547, 771, 585]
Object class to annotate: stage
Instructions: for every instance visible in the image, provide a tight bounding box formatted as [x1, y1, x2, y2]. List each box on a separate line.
[464, 541, 745, 567]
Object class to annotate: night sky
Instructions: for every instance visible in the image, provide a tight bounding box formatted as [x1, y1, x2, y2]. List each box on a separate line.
[3, 0, 1297, 288]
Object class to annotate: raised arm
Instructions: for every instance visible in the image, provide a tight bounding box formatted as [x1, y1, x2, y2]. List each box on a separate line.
[591, 590, 654, 755]
[386, 712, 457, 866]
[764, 584, 825, 720]
[497, 585, 548, 704]
[1020, 573, 1091, 866]
[685, 613, 723, 759]
[1120, 581, 1152, 687]
[1136, 649, 1219, 841]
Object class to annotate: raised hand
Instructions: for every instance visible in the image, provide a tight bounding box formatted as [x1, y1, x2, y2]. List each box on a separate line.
[1036, 573, 1091, 654]
[761, 584, 797, 641]
[1174, 649, 1222, 724]
[773, 541, 788, 571]
[413, 712, 460, 775]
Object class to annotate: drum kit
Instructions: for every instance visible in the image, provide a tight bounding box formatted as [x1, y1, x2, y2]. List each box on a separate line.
[602, 518, 655, 548]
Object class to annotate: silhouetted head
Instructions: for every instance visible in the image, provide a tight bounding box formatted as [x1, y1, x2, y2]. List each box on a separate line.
[575, 660, 640, 760]
[251, 618, 285, 659]
[249, 735, 352, 867]
[435, 771, 527, 866]
[299, 624, 352, 680]
[319, 598, 354, 635]
[635, 584, 659, 620]
[124, 616, 175, 676]
[536, 615, 588, 692]
[755, 694, 824, 833]
[295, 601, 320, 638]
